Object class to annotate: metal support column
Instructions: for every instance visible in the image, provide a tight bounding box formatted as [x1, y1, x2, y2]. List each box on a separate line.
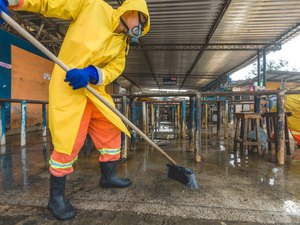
[42, 103, 47, 161]
[121, 96, 128, 159]
[156, 105, 160, 138]
[42, 104, 47, 137]
[195, 93, 202, 162]
[173, 106, 176, 138]
[21, 147, 29, 190]
[233, 103, 236, 124]
[217, 101, 221, 135]
[205, 104, 208, 128]
[20, 101, 26, 147]
[224, 100, 229, 139]
[0, 103, 6, 146]
[130, 98, 136, 124]
[255, 49, 261, 112]
[176, 105, 181, 137]
[257, 49, 261, 85]
[189, 97, 195, 151]
[228, 103, 232, 124]
[142, 102, 147, 136]
[181, 100, 187, 138]
[154, 105, 158, 139]
[130, 98, 137, 150]
[150, 103, 154, 141]
[276, 91, 285, 165]
[263, 49, 267, 87]
[43, 136, 47, 162]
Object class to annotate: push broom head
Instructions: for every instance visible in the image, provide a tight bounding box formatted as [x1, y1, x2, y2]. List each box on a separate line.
[166, 164, 198, 189]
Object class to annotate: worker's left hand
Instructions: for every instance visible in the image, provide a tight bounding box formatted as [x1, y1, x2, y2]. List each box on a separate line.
[0, 0, 9, 25]
[65, 66, 99, 90]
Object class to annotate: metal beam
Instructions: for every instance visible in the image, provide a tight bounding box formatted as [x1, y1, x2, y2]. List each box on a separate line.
[200, 39, 284, 91]
[139, 41, 160, 89]
[134, 43, 281, 51]
[121, 75, 141, 90]
[180, 0, 232, 90]
[124, 72, 220, 79]
[275, 23, 300, 44]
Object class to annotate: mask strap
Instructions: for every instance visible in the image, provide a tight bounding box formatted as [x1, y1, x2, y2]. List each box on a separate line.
[120, 17, 130, 33]
[138, 12, 147, 31]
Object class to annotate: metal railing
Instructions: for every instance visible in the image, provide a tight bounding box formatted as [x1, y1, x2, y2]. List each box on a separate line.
[0, 98, 48, 147]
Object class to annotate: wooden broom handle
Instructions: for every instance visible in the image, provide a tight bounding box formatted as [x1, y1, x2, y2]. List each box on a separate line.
[1, 12, 178, 166]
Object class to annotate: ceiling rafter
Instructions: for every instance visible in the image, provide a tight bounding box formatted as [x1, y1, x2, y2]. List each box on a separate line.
[179, 0, 232, 90]
[134, 43, 281, 51]
[123, 72, 220, 78]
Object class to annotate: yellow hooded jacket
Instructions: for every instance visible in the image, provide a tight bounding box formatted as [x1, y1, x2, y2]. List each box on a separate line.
[270, 88, 300, 134]
[16, 0, 150, 155]
[285, 88, 300, 132]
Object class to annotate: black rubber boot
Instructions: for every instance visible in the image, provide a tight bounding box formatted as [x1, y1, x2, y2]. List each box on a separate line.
[99, 161, 132, 188]
[48, 174, 76, 220]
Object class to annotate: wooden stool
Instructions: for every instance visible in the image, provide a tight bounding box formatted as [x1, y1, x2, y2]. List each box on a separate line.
[262, 112, 291, 156]
[234, 112, 263, 155]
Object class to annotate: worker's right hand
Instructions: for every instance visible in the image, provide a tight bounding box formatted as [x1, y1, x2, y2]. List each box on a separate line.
[64, 66, 100, 90]
[0, 0, 9, 25]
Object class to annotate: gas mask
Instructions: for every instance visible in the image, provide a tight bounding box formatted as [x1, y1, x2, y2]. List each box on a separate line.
[120, 12, 147, 47]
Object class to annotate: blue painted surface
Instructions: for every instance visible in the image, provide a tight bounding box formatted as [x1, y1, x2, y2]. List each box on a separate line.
[195, 94, 202, 154]
[42, 104, 47, 137]
[217, 102, 221, 132]
[0, 31, 12, 102]
[130, 98, 137, 146]
[130, 98, 137, 124]
[181, 101, 186, 122]
[173, 106, 176, 138]
[255, 49, 261, 112]
[0, 103, 6, 145]
[137, 104, 142, 130]
[189, 98, 195, 130]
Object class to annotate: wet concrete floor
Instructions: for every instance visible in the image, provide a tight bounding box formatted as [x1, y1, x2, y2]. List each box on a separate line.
[1, 125, 300, 224]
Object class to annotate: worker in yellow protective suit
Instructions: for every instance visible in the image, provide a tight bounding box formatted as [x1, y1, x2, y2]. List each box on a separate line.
[2, 0, 150, 220]
[285, 90, 300, 147]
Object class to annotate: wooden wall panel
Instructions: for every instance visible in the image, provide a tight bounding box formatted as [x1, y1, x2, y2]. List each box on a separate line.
[11, 45, 54, 129]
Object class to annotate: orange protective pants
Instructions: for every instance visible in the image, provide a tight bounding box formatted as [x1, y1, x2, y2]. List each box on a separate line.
[49, 99, 121, 177]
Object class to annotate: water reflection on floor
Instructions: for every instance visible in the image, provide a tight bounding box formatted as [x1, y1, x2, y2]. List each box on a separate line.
[0, 125, 300, 224]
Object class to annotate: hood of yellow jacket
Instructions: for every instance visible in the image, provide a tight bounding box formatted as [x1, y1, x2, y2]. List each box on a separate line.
[113, 0, 150, 36]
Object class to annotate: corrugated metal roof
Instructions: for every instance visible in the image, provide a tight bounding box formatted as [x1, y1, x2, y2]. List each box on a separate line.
[122, 0, 300, 92]
[4, 0, 300, 92]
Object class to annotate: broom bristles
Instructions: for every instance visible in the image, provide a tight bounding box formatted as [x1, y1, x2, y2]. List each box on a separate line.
[166, 164, 198, 189]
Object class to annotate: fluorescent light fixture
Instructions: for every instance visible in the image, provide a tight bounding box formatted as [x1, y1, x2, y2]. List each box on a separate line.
[149, 89, 187, 92]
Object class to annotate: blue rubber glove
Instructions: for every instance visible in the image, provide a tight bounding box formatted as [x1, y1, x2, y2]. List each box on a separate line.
[0, 0, 9, 25]
[64, 65, 99, 90]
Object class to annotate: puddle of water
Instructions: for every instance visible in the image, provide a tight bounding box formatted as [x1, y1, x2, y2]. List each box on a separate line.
[284, 200, 300, 215]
